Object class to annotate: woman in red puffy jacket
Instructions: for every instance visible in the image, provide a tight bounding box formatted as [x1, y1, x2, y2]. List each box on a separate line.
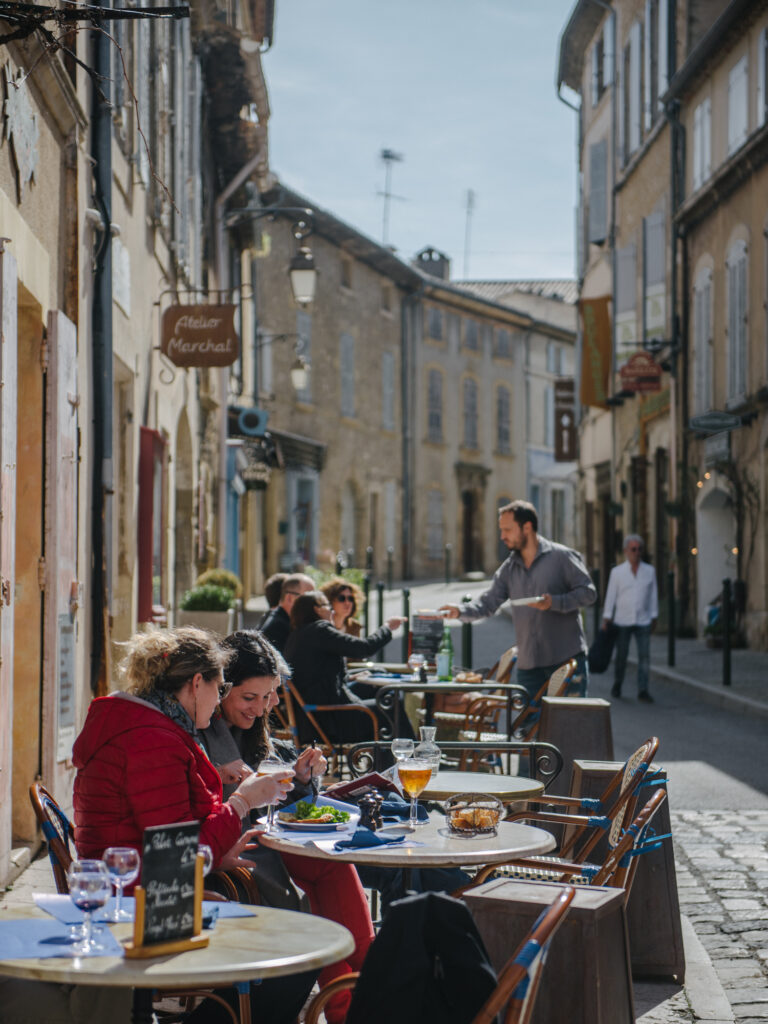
[72, 626, 313, 1024]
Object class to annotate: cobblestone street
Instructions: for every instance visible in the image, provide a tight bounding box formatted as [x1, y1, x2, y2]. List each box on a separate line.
[673, 811, 768, 1023]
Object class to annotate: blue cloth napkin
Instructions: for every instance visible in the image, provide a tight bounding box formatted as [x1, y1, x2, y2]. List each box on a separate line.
[334, 828, 407, 850]
[0, 919, 123, 959]
[34, 893, 255, 925]
[381, 799, 429, 822]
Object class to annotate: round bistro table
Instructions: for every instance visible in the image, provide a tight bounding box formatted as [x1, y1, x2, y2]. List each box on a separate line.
[421, 770, 544, 802]
[0, 905, 353, 1024]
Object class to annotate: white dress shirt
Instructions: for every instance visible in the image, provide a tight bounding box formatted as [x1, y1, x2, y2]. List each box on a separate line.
[603, 560, 659, 627]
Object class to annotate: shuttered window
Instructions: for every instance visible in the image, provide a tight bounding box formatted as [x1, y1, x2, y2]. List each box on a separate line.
[464, 319, 479, 350]
[758, 28, 767, 128]
[616, 245, 637, 313]
[643, 0, 658, 132]
[382, 350, 395, 431]
[726, 241, 748, 403]
[463, 378, 479, 448]
[544, 386, 554, 449]
[340, 334, 355, 417]
[496, 386, 511, 453]
[588, 139, 608, 243]
[427, 369, 443, 442]
[494, 328, 512, 358]
[644, 210, 666, 287]
[728, 55, 749, 155]
[628, 21, 642, 155]
[693, 268, 713, 416]
[692, 98, 712, 190]
[427, 307, 443, 340]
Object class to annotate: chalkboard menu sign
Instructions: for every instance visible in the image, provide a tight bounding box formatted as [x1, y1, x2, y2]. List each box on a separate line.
[411, 613, 444, 661]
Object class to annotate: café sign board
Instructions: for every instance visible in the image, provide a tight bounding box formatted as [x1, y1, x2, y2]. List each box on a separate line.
[161, 304, 239, 367]
[619, 351, 662, 393]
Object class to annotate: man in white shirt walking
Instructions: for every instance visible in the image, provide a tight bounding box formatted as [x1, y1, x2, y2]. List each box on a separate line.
[602, 534, 658, 702]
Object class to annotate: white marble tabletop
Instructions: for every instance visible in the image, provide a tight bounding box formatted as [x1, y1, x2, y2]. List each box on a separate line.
[259, 815, 555, 869]
[422, 771, 544, 802]
[0, 906, 354, 988]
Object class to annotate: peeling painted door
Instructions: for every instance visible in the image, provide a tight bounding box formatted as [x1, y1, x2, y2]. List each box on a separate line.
[0, 249, 18, 882]
[44, 311, 79, 788]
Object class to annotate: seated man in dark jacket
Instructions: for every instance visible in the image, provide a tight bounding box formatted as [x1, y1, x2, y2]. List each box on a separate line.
[260, 573, 314, 653]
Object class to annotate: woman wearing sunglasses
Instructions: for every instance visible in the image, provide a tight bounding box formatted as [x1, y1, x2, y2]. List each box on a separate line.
[320, 577, 365, 635]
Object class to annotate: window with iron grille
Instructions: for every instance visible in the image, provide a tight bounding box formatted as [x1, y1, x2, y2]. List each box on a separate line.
[496, 386, 511, 453]
[463, 378, 479, 448]
[427, 369, 443, 442]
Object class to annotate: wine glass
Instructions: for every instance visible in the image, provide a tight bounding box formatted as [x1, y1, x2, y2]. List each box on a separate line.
[199, 844, 214, 877]
[257, 755, 293, 833]
[66, 859, 111, 954]
[407, 653, 425, 681]
[103, 847, 140, 922]
[391, 737, 415, 763]
[397, 757, 433, 829]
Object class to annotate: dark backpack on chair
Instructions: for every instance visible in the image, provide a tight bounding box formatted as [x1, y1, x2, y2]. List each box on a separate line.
[346, 891, 498, 1024]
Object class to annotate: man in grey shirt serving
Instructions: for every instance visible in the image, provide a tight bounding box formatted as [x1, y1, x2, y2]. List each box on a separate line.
[439, 500, 596, 698]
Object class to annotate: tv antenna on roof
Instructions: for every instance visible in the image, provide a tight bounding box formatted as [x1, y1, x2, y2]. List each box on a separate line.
[463, 189, 476, 278]
[378, 148, 405, 247]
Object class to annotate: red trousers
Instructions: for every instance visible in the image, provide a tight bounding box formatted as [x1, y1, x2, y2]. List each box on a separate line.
[280, 852, 373, 1023]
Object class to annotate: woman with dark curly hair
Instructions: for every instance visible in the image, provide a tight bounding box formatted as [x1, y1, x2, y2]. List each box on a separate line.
[201, 630, 374, 1024]
[320, 577, 365, 635]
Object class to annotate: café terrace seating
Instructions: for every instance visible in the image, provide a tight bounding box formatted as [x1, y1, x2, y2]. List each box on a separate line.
[304, 885, 576, 1024]
[29, 783, 258, 1024]
[427, 645, 520, 738]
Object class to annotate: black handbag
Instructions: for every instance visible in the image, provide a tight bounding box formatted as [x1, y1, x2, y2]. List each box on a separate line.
[588, 624, 618, 673]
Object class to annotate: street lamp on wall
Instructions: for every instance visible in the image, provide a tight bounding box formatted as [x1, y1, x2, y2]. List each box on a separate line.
[288, 218, 317, 306]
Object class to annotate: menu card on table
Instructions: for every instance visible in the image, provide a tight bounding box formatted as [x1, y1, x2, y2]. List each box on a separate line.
[410, 612, 444, 662]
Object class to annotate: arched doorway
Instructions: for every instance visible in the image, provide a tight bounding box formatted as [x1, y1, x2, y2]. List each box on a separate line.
[695, 486, 736, 631]
[174, 411, 195, 612]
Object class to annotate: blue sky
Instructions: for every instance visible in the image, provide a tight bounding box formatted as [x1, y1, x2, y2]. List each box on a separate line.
[263, 0, 579, 282]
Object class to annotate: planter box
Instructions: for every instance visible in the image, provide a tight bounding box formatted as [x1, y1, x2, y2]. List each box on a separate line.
[175, 609, 235, 635]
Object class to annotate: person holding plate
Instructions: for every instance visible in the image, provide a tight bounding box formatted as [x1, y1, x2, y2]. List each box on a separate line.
[439, 500, 596, 698]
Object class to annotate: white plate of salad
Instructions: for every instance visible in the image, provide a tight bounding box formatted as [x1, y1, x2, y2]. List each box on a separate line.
[274, 798, 358, 832]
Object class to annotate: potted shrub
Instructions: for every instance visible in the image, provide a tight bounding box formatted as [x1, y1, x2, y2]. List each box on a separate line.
[176, 583, 236, 635]
[195, 568, 243, 599]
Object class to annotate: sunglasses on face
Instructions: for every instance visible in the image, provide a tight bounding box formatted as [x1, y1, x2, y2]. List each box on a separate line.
[336, 594, 354, 603]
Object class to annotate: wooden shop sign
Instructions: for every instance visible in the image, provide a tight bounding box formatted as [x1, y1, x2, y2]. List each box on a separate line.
[161, 304, 239, 367]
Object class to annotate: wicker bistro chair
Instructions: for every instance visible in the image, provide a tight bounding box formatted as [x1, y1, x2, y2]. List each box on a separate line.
[486, 645, 519, 685]
[455, 688, 530, 771]
[345, 739, 565, 792]
[425, 646, 520, 739]
[303, 885, 575, 1024]
[452, 737, 662, 892]
[512, 658, 579, 741]
[461, 786, 668, 896]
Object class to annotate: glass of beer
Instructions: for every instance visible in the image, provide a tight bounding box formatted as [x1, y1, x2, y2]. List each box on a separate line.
[398, 757, 433, 828]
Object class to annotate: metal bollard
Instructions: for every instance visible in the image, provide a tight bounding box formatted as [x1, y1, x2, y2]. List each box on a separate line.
[363, 573, 371, 634]
[667, 570, 675, 667]
[366, 546, 374, 572]
[444, 543, 452, 585]
[376, 581, 386, 662]
[461, 594, 472, 669]
[722, 577, 732, 687]
[347, 548, 354, 568]
[402, 588, 411, 662]
[387, 546, 394, 591]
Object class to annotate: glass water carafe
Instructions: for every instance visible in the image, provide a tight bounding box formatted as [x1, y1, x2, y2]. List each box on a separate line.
[414, 726, 441, 778]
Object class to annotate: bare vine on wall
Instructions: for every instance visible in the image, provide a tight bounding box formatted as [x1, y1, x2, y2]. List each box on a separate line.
[0, 2, 184, 212]
[715, 458, 760, 586]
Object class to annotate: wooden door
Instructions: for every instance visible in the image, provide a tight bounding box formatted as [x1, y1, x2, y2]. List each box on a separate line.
[0, 249, 18, 882]
[43, 311, 79, 792]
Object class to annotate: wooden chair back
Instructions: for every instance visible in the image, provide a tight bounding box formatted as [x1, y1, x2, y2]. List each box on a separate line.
[513, 658, 577, 741]
[473, 885, 576, 1024]
[28, 783, 76, 893]
[488, 646, 518, 684]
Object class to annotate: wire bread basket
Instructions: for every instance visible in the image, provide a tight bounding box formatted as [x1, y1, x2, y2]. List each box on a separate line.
[445, 792, 504, 837]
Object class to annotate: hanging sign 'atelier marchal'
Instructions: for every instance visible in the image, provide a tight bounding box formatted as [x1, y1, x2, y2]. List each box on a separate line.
[161, 304, 239, 367]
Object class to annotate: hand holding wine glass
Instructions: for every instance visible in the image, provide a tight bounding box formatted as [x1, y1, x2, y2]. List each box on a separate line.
[67, 859, 111, 954]
[256, 754, 296, 833]
[103, 847, 140, 922]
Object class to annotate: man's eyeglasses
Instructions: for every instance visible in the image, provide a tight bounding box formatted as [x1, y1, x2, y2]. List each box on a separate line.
[337, 594, 354, 603]
[627, 546, 641, 552]
[218, 681, 233, 700]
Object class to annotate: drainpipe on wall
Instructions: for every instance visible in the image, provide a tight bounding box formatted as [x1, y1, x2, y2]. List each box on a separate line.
[400, 287, 420, 579]
[90, 3, 114, 695]
[213, 150, 266, 566]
